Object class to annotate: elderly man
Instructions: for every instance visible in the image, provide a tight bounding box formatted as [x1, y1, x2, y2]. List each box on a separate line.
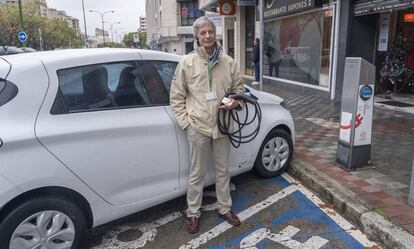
[170, 16, 245, 234]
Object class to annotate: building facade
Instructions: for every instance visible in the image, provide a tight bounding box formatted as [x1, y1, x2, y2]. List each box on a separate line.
[146, 0, 223, 55]
[0, 0, 80, 35]
[138, 16, 147, 33]
[0, 0, 48, 15]
[200, 0, 414, 101]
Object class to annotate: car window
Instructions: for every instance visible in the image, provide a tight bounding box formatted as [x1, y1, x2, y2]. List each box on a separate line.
[0, 79, 18, 107]
[51, 61, 152, 114]
[152, 61, 178, 92]
[138, 60, 177, 105]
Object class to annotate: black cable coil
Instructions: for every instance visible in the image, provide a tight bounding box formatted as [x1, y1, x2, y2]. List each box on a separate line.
[218, 89, 262, 148]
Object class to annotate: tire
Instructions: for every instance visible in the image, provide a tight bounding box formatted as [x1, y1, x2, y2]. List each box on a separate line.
[0, 196, 86, 249]
[254, 129, 293, 178]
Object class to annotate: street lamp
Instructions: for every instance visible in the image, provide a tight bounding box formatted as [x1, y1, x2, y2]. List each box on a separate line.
[104, 21, 120, 43]
[81, 0, 88, 47]
[17, 0, 25, 47]
[89, 9, 114, 47]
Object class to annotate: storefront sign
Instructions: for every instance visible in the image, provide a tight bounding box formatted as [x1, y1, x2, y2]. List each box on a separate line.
[238, 0, 256, 6]
[354, 0, 414, 16]
[220, 0, 236, 16]
[378, 13, 390, 51]
[264, 0, 323, 20]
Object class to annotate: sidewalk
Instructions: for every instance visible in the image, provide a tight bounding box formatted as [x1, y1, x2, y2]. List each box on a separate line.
[246, 78, 414, 249]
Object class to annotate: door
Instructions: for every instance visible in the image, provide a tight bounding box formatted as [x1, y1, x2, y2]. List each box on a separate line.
[36, 59, 179, 206]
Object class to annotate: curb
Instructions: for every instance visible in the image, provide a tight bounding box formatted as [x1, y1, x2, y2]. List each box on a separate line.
[287, 156, 414, 249]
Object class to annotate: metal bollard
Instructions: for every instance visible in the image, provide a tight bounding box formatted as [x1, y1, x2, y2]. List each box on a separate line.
[409, 158, 414, 207]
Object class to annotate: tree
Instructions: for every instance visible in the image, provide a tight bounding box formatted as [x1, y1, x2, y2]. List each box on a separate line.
[0, 2, 82, 50]
[123, 32, 147, 49]
[97, 42, 125, 48]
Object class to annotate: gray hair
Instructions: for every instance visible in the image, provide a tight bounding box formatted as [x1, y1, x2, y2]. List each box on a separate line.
[192, 16, 216, 39]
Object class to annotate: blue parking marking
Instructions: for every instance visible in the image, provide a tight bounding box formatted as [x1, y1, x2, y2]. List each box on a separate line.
[206, 176, 366, 249]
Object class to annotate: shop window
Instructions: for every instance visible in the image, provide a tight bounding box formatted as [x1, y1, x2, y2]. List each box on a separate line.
[180, 1, 204, 26]
[264, 8, 333, 89]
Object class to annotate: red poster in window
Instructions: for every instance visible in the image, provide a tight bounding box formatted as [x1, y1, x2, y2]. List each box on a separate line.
[181, 7, 188, 17]
[220, 0, 236, 16]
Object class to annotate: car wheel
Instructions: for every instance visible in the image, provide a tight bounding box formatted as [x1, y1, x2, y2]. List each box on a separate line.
[0, 196, 86, 249]
[254, 129, 293, 178]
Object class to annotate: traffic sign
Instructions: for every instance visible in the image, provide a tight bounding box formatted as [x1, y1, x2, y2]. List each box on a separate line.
[18, 31, 27, 43]
[133, 34, 140, 43]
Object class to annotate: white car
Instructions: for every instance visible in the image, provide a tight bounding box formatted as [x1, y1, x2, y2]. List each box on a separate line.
[0, 48, 294, 249]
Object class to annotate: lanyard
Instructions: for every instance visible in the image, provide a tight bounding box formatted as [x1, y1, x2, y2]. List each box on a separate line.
[208, 60, 214, 91]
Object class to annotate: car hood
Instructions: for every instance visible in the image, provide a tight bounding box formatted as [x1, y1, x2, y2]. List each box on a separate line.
[246, 86, 284, 104]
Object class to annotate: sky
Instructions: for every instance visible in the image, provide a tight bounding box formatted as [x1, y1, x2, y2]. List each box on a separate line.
[46, 0, 146, 37]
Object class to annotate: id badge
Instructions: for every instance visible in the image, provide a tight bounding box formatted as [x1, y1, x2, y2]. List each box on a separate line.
[204, 91, 217, 101]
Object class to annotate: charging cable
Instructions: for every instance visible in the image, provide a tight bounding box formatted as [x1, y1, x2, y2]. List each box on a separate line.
[218, 89, 262, 148]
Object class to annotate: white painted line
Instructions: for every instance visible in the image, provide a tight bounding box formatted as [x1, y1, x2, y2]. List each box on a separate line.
[240, 226, 328, 249]
[179, 185, 298, 249]
[282, 173, 380, 248]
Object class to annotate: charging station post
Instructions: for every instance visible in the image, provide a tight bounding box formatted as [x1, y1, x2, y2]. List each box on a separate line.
[336, 57, 376, 171]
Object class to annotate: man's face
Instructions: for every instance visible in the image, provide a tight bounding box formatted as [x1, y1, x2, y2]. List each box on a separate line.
[197, 23, 215, 49]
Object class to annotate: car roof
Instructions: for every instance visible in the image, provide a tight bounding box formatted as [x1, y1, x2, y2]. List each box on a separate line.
[0, 48, 182, 65]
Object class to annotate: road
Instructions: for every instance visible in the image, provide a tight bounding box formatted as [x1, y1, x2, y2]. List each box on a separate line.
[84, 172, 380, 249]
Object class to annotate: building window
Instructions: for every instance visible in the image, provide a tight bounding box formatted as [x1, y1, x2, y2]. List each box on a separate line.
[180, 1, 204, 26]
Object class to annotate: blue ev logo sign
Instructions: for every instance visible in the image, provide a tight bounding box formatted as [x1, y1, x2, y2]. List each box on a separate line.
[359, 85, 373, 101]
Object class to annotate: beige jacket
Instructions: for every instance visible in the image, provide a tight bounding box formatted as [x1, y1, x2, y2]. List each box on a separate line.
[170, 42, 245, 139]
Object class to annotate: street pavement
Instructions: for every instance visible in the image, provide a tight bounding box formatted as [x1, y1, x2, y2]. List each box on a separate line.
[245, 79, 414, 248]
[84, 172, 378, 249]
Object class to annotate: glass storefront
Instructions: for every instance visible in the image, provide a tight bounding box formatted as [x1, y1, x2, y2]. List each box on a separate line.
[263, 8, 334, 89]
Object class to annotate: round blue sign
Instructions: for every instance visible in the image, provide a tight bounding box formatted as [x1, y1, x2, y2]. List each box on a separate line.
[18, 31, 27, 43]
[360, 85, 373, 101]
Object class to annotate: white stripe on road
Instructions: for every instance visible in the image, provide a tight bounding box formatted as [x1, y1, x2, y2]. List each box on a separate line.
[282, 173, 379, 248]
[179, 185, 298, 249]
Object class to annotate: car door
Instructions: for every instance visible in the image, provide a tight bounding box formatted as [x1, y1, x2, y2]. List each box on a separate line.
[36, 55, 180, 206]
[141, 59, 252, 190]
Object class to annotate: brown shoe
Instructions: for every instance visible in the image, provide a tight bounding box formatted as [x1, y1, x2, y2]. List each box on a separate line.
[219, 210, 241, 226]
[186, 216, 199, 234]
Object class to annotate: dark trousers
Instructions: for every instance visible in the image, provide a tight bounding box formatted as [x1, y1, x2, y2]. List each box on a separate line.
[254, 62, 260, 82]
[269, 61, 281, 77]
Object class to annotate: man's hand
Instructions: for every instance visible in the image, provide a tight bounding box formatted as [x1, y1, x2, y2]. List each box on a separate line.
[219, 97, 239, 110]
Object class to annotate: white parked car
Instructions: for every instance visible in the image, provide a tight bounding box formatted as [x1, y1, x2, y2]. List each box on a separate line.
[0, 49, 294, 249]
